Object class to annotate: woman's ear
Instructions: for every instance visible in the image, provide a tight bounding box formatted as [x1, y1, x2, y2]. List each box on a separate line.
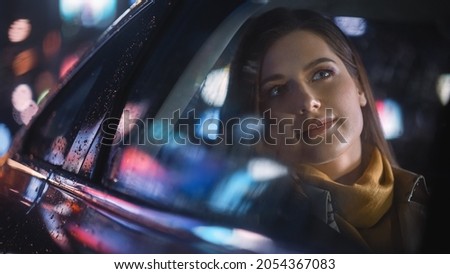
[358, 89, 367, 107]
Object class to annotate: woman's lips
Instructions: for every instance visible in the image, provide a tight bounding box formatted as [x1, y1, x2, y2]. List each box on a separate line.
[301, 118, 336, 139]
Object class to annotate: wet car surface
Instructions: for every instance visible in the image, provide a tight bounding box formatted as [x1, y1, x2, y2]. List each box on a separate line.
[1, 0, 449, 253]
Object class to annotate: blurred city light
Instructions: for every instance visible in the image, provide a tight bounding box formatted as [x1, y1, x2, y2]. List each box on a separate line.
[20, 101, 39, 125]
[334, 16, 367, 36]
[59, 0, 118, 28]
[247, 158, 288, 181]
[200, 66, 230, 107]
[114, 147, 173, 203]
[196, 108, 221, 141]
[12, 49, 37, 76]
[376, 99, 404, 139]
[8, 19, 32, 43]
[59, 54, 80, 78]
[192, 226, 273, 252]
[35, 71, 56, 99]
[11, 84, 39, 125]
[0, 124, 12, 156]
[2, 1, 129, 141]
[437, 74, 450, 106]
[208, 170, 254, 214]
[11, 84, 33, 112]
[42, 31, 62, 58]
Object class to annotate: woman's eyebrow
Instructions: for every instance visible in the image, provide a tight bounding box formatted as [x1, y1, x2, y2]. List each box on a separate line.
[260, 74, 284, 88]
[303, 57, 336, 71]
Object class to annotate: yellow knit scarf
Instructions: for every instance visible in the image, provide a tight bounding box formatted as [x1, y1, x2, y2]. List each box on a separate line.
[295, 147, 394, 229]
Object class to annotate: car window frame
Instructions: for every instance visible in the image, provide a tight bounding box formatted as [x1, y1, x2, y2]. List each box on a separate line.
[13, 0, 176, 183]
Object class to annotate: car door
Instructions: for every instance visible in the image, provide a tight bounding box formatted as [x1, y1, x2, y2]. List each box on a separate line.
[0, 0, 193, 253]
[1, 0, 301, 254]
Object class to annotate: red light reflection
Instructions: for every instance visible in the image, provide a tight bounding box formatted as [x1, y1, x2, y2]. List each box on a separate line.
[59, 54, 79, 78]
[43, 31, 62, 58]
[119, 147, 167, 179]
[67, 225, 115, 253]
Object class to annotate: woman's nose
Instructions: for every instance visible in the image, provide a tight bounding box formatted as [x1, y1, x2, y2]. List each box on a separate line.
[290, 85, 321, 115]
[300, 96, 321, 115]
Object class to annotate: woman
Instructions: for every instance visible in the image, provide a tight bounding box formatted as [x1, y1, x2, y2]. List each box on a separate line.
[230, 8, 429, 253]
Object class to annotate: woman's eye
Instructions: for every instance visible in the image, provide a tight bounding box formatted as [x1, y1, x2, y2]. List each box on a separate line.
[312, 70, 333, 81]
[268, 85, 287, 97]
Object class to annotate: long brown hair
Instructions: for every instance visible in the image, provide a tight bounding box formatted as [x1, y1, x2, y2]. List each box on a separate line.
[230, 8, 397, 165]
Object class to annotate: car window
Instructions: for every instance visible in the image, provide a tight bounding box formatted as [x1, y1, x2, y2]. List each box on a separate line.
[20, 1, 174, 179]
[104, 1, 272, 216]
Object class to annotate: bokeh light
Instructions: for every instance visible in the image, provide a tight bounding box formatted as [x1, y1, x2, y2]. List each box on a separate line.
[59, 0, 118, 28]
[35, 71, 57, 98]
[12, 49, 37, 76]
[11, 84, 33, 112]
[196, 108, 221, 141]
[247, 158, 288, 181]
[20, 101, 39, 125]
[334, 16, 367, 37]
[0, 124, 12, 156]
[201, 66, 229, 107]
[43, 31, 62, 58]
[192, 226, 273, 252]
[8, 19, 32, 43]
[436, 74, 450, 106]
[376, 99, 404, 140]
[10, 83, 40, 125]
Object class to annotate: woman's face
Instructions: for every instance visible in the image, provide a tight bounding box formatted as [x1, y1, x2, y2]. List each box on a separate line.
[259, 30, 367, 168]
